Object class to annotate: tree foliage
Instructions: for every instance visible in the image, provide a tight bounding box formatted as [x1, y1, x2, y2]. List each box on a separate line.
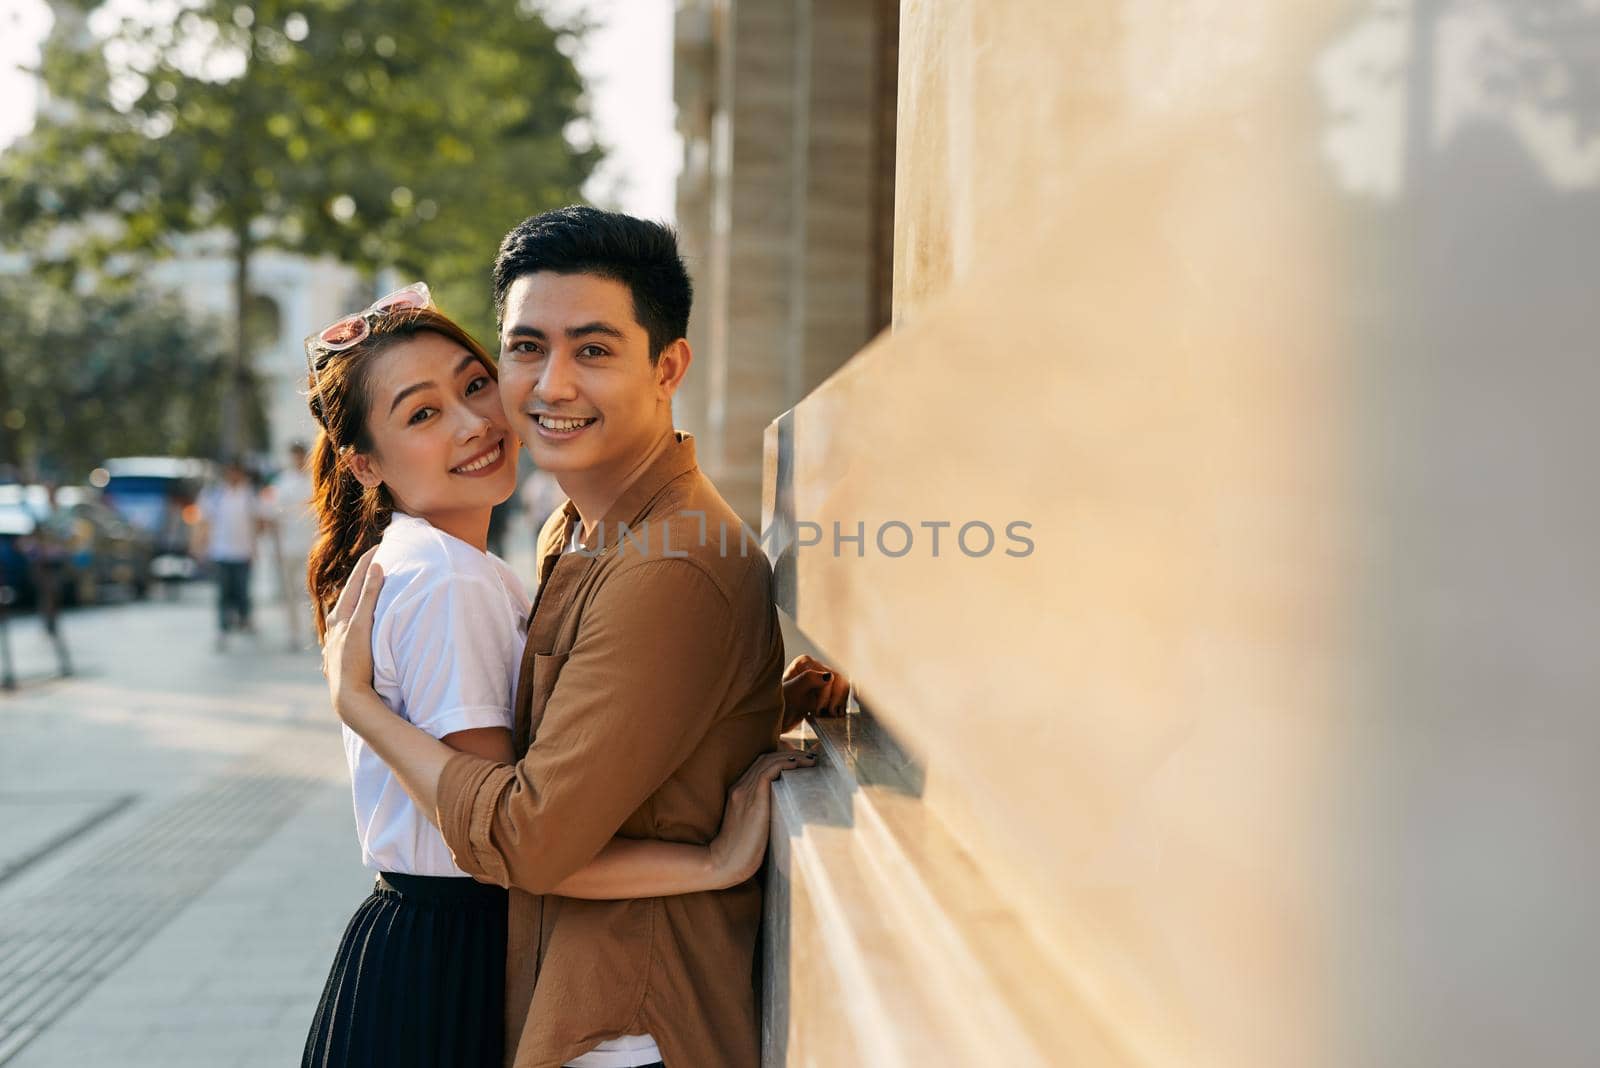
[0, 275, 259, 478]
[1478, 1, 1600, 147]
[1, 0, 599, 447]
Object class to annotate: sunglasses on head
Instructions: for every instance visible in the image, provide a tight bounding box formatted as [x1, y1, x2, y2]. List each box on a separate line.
[305, 282, 432, 421]
[307, 281, 432, 356]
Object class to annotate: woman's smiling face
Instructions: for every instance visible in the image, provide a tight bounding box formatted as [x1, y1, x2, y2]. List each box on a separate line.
[349, 331, 519, 523]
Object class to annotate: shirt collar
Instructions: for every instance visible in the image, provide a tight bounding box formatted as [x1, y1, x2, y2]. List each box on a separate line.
[565, 431, 699, 553]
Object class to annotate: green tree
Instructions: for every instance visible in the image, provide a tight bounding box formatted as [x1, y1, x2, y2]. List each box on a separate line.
[1, 0, 598, 455]
[0, 275, 258, 478]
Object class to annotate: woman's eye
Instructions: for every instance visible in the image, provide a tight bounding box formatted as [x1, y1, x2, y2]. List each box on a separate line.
[408, 406, 436, 425]
[465, 375, 491, 395]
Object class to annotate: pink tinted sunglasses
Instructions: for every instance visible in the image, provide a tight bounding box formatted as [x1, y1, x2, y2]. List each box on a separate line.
[306, 281, 432, 356]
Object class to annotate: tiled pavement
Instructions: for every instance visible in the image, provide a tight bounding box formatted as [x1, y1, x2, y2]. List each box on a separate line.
[0, 582, 370, 1067]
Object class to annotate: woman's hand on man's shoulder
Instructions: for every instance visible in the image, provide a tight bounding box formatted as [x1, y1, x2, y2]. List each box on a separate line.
[322, 545, 384, 727]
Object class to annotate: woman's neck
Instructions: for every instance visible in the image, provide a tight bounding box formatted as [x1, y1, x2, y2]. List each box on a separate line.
[402, 505, 493, 552]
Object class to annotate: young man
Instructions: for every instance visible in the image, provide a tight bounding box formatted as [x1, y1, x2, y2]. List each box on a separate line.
[267, 441, 316, 649]
[201, 460, 264, 651]
[323, 207, 847, 1067]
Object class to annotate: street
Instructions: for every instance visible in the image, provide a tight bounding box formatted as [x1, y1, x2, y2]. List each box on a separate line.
[0, 582, 370, 1067]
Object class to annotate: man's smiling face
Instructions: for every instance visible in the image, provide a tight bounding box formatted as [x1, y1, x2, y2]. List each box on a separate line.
[496, 271, 681, 485]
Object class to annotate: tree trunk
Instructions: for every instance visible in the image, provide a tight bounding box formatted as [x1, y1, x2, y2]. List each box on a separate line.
[220, 1, 261, 462]
[221, 224, 253, 461]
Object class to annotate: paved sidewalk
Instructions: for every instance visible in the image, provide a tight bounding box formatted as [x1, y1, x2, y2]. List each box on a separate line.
[0, 583, 369, 1067]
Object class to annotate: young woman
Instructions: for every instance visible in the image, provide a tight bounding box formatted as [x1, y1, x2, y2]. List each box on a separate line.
[297, 286, 831, 1068]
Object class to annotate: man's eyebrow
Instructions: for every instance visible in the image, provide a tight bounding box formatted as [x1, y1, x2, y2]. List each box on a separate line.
[502, 322, 627, 344]
[566, 321, 626, 340]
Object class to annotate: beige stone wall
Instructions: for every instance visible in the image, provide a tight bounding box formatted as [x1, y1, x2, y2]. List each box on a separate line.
[675, 0, 896, 524]
[765, 1, 1600, 1065]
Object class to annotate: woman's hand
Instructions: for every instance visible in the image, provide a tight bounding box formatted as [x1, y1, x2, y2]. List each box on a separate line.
[322, 546, 384, 728]
[780, 654, 850, 732]
[708, 748, 819, 887]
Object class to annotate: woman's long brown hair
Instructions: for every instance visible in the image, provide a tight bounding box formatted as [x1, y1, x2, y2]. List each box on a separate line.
[304, 305, 498, 640]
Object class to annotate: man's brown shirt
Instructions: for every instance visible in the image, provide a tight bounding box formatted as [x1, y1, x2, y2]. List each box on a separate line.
[436, 433, 782, 1068]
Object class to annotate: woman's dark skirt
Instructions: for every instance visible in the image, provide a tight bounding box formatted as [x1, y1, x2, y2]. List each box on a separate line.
[302, 872, 508, 1068]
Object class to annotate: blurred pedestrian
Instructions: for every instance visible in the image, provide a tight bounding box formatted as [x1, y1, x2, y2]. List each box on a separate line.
[266, 441, 316, 649]
[198, 461, 265, 651]
[156, 485, 190, 599]
[28, 483, 74, 676]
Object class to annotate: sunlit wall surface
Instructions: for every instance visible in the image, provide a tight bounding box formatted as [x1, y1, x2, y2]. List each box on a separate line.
[766, 1, 1600, 1064]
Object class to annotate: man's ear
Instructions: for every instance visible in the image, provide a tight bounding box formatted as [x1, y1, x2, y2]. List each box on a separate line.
[344, 450, 383, 490]
[655, 338, 692, 401]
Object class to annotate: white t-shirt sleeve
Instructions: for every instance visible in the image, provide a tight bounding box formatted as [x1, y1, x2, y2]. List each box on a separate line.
[384, 574, 517, 739]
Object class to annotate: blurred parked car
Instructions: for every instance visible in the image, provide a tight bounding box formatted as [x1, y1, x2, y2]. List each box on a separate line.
[0, 485, 155, 606]
[0, 503, 35, 607]
[99, 457, 215, 584]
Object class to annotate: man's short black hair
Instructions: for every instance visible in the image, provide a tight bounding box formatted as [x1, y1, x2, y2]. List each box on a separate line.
[492, 205, 693, 362]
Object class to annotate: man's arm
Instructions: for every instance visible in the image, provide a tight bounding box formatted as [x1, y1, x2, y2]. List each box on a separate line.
[547, 747, 811, 898]
[325, 550, 817, 896]
[332, 679, 811, 899]
[435, 556, 747, 892]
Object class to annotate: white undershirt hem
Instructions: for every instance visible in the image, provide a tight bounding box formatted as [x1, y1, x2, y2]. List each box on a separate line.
[564, 1033, 661, 1067]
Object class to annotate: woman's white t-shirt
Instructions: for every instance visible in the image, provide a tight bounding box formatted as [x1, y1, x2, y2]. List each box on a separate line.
[343, 512, 530, 876]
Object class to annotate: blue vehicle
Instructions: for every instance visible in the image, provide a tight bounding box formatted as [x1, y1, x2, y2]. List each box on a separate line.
[0, 506, 33, 607]
[99, 457, 215, 583]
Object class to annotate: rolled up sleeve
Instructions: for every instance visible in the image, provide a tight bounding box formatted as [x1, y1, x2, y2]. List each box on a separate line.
[437, 751, 517, 886]
[435, 559, 739, 893]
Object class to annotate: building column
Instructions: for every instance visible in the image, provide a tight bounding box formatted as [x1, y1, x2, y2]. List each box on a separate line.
[677, 0, 895, 524]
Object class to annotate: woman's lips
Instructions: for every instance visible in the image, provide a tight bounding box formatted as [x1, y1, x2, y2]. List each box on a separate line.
[451, 441, 506, 476]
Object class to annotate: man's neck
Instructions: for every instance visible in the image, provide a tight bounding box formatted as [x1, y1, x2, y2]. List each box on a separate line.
[561, 428, 678, 540]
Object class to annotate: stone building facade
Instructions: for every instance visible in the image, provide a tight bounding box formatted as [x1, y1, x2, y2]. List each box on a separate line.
[672, 0, 898, 525]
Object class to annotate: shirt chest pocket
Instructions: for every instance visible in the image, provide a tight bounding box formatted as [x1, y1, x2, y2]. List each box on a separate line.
[512, 650, 569, 753]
